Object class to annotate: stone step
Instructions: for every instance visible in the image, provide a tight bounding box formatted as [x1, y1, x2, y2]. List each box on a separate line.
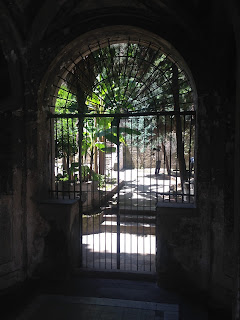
[103, 214, 156, 224]
[100, 221, 156, 235]
[120, 209, 156, 215]
[102, 207, 156, 215]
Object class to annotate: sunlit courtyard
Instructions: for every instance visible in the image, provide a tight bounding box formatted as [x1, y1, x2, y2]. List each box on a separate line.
[82, 167, 185, 273]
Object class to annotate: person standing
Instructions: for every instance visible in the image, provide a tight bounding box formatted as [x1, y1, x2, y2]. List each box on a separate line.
[153, 145, 162, 175]
[190, 156, 194, 173]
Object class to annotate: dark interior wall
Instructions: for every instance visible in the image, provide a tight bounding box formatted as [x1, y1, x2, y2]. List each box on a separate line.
[0, 0, 238, 311]
[0, 49, 11, 100]
[0, 4, 25, 286]
[232, 2, 240, 317]
[194, 2, 236, 306]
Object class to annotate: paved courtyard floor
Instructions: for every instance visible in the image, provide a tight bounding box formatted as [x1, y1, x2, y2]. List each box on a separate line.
[82, 231, 156, 272]
[111, 168, 182, 210]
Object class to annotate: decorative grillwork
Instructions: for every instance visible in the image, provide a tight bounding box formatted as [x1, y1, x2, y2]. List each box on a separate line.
[49, 41, 194, 114]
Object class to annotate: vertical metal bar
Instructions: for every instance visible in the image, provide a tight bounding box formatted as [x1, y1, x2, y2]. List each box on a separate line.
[99, 175, 101, 270]
[136, 118, 139, 271]
[78, 114, 83, 268]
[166, 115, 170, 201]
[149, 116, 152, 210]
[61, 117, 64, 199]
[85, 118, 88, 269]
[102, 117, 105, 269]
[98, 121, 101, 270]
[188, 115, 191, 203]
[50, 118, 53, 198]
[55, 118, 59, 199]
[143, 116, 146, 271]
[130, 117, 133, 271]
[156, 115, 159, 204]
[67, 117, 70, 199]
[175, 126, 178, 204]
[182, 114, 186, 203]
[104, 117, 107, 270]
[92, 118, 95, 269]
[163, 115, 166, 202]
[189, 114, 193, 202]
[72, 119, 76, 199]
[124, 118, 127, 271]
[150, 116, 153, 271]
[110, 121, 113, 270]
[123, 38, 130, 80]
[118, 44, 121, 98]
[116, 116, 121, 269]
[170, 115, 173, 202]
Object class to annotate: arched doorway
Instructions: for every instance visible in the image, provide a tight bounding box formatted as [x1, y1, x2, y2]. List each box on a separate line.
[45, 26, 196, 273]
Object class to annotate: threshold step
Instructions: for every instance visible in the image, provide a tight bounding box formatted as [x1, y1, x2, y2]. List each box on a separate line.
[100, 223, 155, 235]
[101, 221, 156, 228]
[103, 215, 156, 223]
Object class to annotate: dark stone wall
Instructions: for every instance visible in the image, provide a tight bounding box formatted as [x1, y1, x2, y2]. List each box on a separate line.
[232, 5, 240, 318]
[156, 91, 235, 307]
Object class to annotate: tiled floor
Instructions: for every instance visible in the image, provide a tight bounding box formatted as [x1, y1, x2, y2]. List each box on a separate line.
[17, 296, 177, 320]
[4, 277, 209, 320]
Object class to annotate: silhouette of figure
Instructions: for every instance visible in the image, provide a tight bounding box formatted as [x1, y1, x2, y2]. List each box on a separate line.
[153, 145, 161, 175]
[190, 157, 194, 173]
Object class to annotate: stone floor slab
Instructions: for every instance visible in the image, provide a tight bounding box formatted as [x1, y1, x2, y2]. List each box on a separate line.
[16, 295, 177, 320]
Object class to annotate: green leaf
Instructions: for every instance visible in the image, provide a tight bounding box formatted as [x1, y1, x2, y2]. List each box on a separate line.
[103, 133, 119, 145]
[101, 146, 116, 153]
[96, 128, 115, 137]
[119, 127, 141, 135]
[95, 142, 107, 150]
[97, 117, 114, 129]
[119, 136, 126, 144]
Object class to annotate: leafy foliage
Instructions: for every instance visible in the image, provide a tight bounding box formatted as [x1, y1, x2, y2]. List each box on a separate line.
[55, 86, 78, 159]
[54, 41, 194, 184]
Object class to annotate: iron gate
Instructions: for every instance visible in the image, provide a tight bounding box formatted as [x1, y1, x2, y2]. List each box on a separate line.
[49, 39, 196, 273]
[50, 110, 195, 273]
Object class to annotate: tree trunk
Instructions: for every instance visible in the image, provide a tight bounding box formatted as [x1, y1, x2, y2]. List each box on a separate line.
[88, 147, 93, 180]
[99, 136, 105, 175]
[172, 64, 188, 192]
[62, 155, 68, 174]
[69, 156, 74, 180]
[94, 145, 98, 174]
[78, 119, 83, 181]
[76, 89, 87, 182]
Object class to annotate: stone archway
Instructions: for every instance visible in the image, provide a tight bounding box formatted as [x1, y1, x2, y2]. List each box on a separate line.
[38, 25, 198, 275]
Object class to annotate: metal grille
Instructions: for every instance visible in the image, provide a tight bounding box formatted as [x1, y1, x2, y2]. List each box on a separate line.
[49, 40, 196, 273]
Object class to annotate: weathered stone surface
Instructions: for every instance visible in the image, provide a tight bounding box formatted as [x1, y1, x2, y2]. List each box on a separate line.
[38, 199, 80, 277]
[0, 201, 12, 265]
[156, 204, 202, 289]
